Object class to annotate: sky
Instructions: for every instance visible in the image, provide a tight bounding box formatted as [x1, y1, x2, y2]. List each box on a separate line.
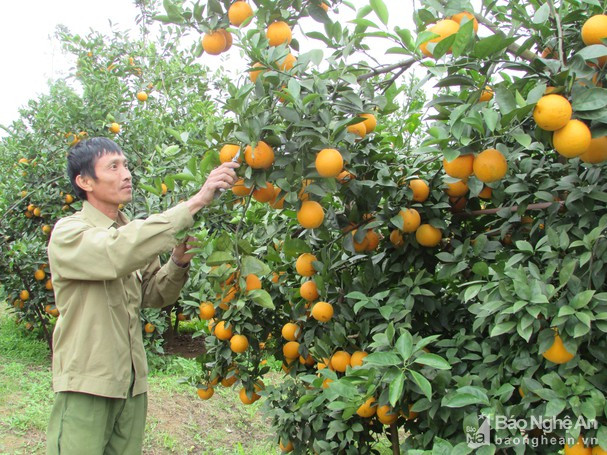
[0, 0, 410, 133]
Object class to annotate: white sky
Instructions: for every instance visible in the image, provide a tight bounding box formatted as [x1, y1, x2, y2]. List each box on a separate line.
[0, 0, 410, 133]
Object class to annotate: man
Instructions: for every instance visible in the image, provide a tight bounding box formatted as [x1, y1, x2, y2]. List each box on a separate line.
[46, 137, 239, 454]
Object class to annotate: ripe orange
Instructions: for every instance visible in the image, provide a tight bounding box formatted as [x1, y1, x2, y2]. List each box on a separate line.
[420, 19, 460, 57]
[322, 378, 332, 388]
[252, 182, 275, 203]
[300, 280, 319, 301]
[245, 274, 262, 291]
[269, 187, 285, 209]
[479, 86, 493, 102]
[279, 439, 294, 453]
[347, 122, 366, 138]
[161, 183, 168, 195]
[45, 280, 53, 291]
[533, 95, 572, 131]
[202, 31, 227, 55]
[364, 230, 380, 251]
[27, 204, 35, 212]
[376, 405, 398, 425]
[219, 144, 241, 163]
[337, 170, 355, 184]
[214, 321, 233, 340]
[350, 351, 368, 367]
[580, 136, 607, 164]
[478, 186, 493, 199]
[543, 333, 574, 364]
[352, 229, 370, 253]
[239, 387, 260, 404]
[445, 180, 469, 197]
[399, 208, 421, 233]
[33, 207, 41, 217]
[311, 301, 334, 322]
[283, 341, 300, 359]
[34, 269, 46, 281]
[553, 119, 592, 158]
[297, 200, 325, 229]
[136, 91, 148, 102]
[42, 225, 51, 235]
[330, 351, 351, 372]
[109, 123, 121, 134]
[295, 253, 317, 276]
[356, 397, 377, 418]
[199, 302, 215, 320]
[19, 290, 29, 301]
[473, 148, 508, 183]
[415, 224, 442, 247]
[361, 113, 377, 133]
[219, 29, 233, 52]
[278, 53, 296, 71]
[581, 15, 607, 46]
[266, 21, 292, 46]
[592, 446, 607, 455]
[282, 322, 301, 341]
[315, 148, 343, 177]
[232, 178, 252, 197]
[230, 334, 249, 353]
[565, 436, 592, 455]
[389, 229, 404, 247]
[451, 11, 478, 33]
[221, 374, 238, 387]
[249, 62, 265, 83]
[443, 154, 474, 179]
[449, 196, 467, 212]
[409, 179, 430, 202]
[245, 141, 274, 169]
[65, 194, 74, 204]
[197, 386, 214, 400]
[318, 1, 329, 11]
[144, 323, 155, 333]
[228, 1, 254, 26]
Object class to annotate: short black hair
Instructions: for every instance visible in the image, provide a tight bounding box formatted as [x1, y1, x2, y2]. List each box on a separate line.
[67, 137, 124, 200]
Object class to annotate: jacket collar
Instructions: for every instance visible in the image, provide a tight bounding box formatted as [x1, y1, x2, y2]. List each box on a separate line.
[82, 201, 130, 228]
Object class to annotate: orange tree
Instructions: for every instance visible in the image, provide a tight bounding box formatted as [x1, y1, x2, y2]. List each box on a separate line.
[148, 0, 607, 453]
[0, 23, 228, 352]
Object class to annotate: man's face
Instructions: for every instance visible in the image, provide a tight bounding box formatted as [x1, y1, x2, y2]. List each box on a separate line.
[86, 152, 132, 205]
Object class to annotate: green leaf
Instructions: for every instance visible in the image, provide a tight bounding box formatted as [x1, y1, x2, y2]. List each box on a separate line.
[409, 370, 432, 400]
[413, 353, 451, 370]
[389, 371, 405, 407]
[248, 289, 275, 309]
[572, 88, 607, 111]
[515, 240, 534, 253]
[395, 331, 413, 360]
[283, 237, 311, 257]
[570, 290, 595, 310]
[442, 393, 486, 408]
[363, 352, 402, 366]
[545, 398, 566, 417]
[369, 0, 389, 25]
[240, 256, 271, 277]
[206, 251, 235, 266]
[532, 3, 550, 24]
[490, 321, 517, 337]
[473, 35, 516, 59]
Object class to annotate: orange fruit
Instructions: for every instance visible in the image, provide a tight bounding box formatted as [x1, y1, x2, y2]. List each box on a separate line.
[581, 15, 607, 46]
[232, 178, 252, 197]
[296, 253, 317, 276]
[347, 122, 366, 138]
[239, 387, 260, 404]
[199, 302, 215, 320]
[478, 186, 493, 199]
[65, 194, 74, 204]
[443, 154, 474, 179]
[252, 182, 275, 203]
[311, 301, 334, 322]
[352, 229, 370, 253]
[445, 180, 469, 197]
[27, 204, 35, 212]
[109, 123, 121, 134]
[221, 374, 238, 387]
[161, 183, 168, 195]
[269, 186, 285, 209]
[197, 386, 214, 400]
[45, 280, 53, 291]
[337, 170, 355, 184]
[219, 144, 241, 163]
[473, 148, 508, 183]
[364, 230, 380, 251]
[230, 334, 249, 353]
[282, 323, 301, 341]
[415, 224, 442, 247]
[376, 405, 398, 425]
[580, 136, 607, 164]
[202, 30, 226, 55]
[420, 19, 460, 57]
[542, 333, 574, 364]
[228, 1, 254, 26]
[399, 208, 421, 233]
[315, 148, 343, 177]
[41, 225, 51, 235]
[34, 269, 46, 281]
[219, 29, 232, 52]
[279, 439, 294, 453]
[356, 397, 377, 418]
[409, 179, 430, 202]
[592, 446, 607, 455]
[300, 280, 319, 301]
[318, 1, 329, 11]
[350, 351, 368, 367]
[553, 120, 592, 158]
[361, 113, 377, 133]
[245, 274, 262, 291]
[322, 378, 332, 388]
[330, 351, 351, 372]
[565, 436, 592, 455]
[297, 200, 324, 229]
[249, 62, 265, 83]
[479, 86, 493, 102]
[136, 91, 148, 102]
[33, 207, 41, 217]
[144, 322, 155, 333]
[283, 341, 300, 359]
[449, 196, 467, 212]
[451, 11, 478, 33]
[214, 321, 233, 340]
[19, 290, 29, 301]
[389, 229, 404, 247]
[266, 21, 292, 46]
[245, 141, 274, 169]
[278, 53, 296, 71]
[533, 95, 572, 131]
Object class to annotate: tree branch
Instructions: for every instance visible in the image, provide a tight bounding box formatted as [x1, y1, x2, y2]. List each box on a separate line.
[357, 58, 417, 83]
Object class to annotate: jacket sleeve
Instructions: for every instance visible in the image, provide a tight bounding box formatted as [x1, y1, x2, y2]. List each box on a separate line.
[140, 257, 189, 309]
[48, 203, 194, 281]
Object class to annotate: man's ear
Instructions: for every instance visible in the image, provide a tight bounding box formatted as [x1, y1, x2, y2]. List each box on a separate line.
[75, 174, 93, 194]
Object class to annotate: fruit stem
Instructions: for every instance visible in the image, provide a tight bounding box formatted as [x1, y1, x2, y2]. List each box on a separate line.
[388, 422, 400, 454]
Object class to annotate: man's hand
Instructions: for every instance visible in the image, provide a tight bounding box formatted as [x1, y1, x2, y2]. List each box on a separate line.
[186, 161, 240, 215]
[171, 236, 197, 268]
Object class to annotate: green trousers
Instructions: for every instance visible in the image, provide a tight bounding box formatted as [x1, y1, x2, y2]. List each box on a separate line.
[46, 376, 147, 455]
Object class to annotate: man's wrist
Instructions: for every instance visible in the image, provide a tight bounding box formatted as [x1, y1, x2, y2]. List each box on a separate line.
[171, 255, 189, 268]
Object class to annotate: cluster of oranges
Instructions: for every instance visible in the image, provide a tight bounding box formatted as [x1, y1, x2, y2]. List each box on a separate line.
[201, 1, 254, 55]
[419, 11, 478, 58]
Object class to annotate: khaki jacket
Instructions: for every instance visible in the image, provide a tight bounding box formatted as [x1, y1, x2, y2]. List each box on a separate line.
[47, 201, 194, 398]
